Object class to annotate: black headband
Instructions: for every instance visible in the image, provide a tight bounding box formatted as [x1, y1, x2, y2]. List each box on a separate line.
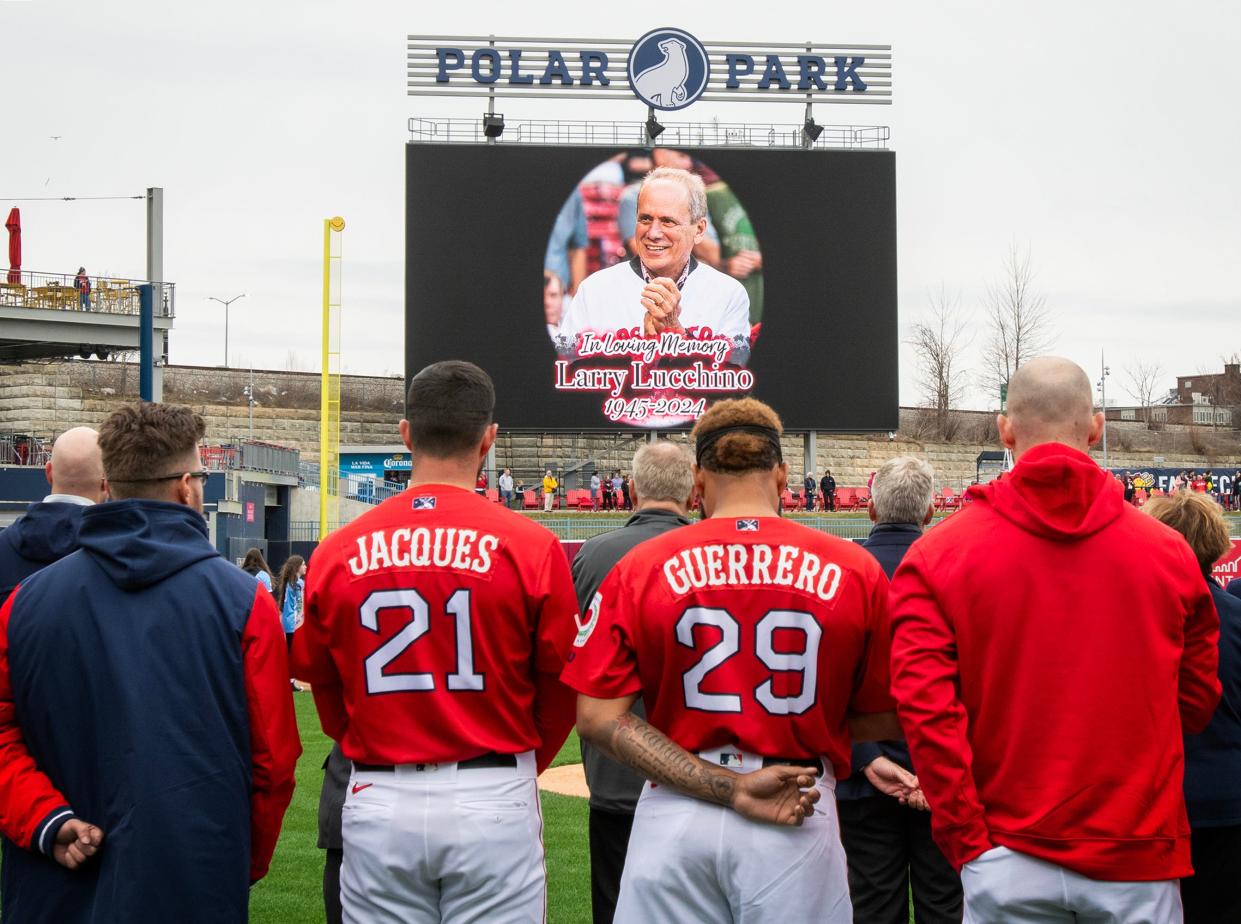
[695, 425, 783, 466]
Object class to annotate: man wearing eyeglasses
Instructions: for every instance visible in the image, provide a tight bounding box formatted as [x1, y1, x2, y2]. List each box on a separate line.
[0, 402, 300, 922]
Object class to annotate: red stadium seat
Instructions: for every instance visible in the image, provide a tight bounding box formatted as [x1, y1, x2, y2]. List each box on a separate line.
[835, 487, 858, 511]
[577, 491, 594, 511]
[940, 487, 960, 510]
[522, 490, 539, 509]
[780, 489, 794, 511]
[485, 488, 499, 504]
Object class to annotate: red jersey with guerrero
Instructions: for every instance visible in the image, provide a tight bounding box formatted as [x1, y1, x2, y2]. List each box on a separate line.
[561, 515, 894, 780]
[292, 484, 580, 772]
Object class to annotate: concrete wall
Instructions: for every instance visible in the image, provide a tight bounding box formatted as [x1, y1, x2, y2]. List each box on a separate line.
[3, 361, 1238, 492]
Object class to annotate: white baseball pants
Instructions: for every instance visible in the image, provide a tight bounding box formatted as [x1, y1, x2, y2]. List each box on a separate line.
[340, 751, 545, 923]
[614, 749, 851, 924]
[962, 845, 1182, 923]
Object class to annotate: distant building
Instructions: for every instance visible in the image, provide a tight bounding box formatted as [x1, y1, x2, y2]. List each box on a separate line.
[1104, 362, 1239, 428]
[1175, 363, 1241, 407]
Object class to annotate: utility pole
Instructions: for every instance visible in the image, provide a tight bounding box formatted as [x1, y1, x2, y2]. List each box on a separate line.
[243, 365, 255, 438]
[1097, 350, 1111, 470]
[207, 293, 246, 367]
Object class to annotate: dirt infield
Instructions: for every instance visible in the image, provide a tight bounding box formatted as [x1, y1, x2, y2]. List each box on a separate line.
[539, 763, 590, 799]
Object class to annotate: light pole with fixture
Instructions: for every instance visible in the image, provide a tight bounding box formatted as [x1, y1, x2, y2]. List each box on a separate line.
[207, 293, 246, 367]
[1097, 351, 1111, 470]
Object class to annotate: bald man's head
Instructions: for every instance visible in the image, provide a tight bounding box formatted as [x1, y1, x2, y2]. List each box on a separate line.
[999, 357, 1103, 458]
[45, 427, 107, 503]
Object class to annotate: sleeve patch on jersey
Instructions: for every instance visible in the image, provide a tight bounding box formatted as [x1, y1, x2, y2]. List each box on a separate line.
[736, 519, 760, 531]
[573, 592, 600, 648]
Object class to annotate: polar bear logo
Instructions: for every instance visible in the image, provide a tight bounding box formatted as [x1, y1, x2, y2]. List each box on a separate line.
[633, 37, 691, 108]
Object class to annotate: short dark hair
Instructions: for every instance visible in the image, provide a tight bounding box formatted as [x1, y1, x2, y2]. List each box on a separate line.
[405, 361, 495, 458]
[99, 402, 206, 493]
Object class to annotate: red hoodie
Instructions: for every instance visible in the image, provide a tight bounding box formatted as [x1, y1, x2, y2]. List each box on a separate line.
[890, 443, 1220, 880]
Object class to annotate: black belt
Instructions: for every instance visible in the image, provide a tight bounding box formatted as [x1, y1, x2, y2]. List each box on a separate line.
[354, 752, 518, 772]
[760, 756, 824, 775]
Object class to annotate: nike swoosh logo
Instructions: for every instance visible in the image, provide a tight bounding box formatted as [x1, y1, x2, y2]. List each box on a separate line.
[351, 782, 373, 795]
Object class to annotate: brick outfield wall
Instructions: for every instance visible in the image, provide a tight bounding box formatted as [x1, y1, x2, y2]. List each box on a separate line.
[1, 361, 1238, 491]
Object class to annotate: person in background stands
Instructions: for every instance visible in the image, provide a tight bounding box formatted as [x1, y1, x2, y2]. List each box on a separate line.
[74, 267, 91, 311]
[498, 468, 515, 508]
[240, 548, 274, 595]
[543, 469, 559, 512]
[821, 469, 837, 512]
[590, 470, 601, 511]
[1144, 490, 1241, 923]
[838, 456, 962, 924]
[611, 472, 624, 510]
[275, 555, 306, 692]
[475, 470, 488, 497]
[601, 472, 615, 511]
[620, 472, 632, 511]
[803, 472, 816, 511]
[0, 427, 107, 601]
[570, 441, 696, 924]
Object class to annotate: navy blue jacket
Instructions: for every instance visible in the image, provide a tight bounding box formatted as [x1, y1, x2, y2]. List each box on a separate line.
[0, 500, 299, 923]
[1227, 577, 1241, 601]
[1184, 581, 1241, 828]
[838, 521, 921, 800]
[0, 501, 87, 602]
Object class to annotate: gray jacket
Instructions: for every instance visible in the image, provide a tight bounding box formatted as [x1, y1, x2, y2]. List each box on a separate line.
[570, 506, 691, 814]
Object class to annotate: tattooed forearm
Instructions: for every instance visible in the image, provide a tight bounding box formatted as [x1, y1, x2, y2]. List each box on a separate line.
[599, 712, 736, 807]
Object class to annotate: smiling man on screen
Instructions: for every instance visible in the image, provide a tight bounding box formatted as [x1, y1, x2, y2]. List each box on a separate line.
[558, 167, 750, 359]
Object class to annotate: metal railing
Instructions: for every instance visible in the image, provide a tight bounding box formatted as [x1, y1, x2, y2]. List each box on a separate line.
[202, 439, 299, 477]
[408, 117, 889, 150]
[0, 270, 175, 318]
[0, 434, 51, 466]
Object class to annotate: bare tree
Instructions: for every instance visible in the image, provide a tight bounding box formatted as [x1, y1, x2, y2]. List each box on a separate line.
[909, 287, 971, 439]
[979, 243, 1056, 403]
[1122, 359, 1165, 429]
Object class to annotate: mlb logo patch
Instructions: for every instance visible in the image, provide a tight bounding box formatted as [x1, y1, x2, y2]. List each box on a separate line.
[736, 519, 759, 532]
[719, 752, 744, 768]
[411, 496, 437, 510]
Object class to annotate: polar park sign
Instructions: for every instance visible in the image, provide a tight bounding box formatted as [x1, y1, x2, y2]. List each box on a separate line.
[406, 31, 892, 110]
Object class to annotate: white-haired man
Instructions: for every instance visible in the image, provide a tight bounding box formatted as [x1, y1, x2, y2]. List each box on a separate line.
[837, 456, 962, 924]
[558, 167, 750, 358]
[569, 440, 696, 923]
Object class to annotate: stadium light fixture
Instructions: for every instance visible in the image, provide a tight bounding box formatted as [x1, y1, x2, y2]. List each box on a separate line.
[482, 112, 505, 138]
[644, 105, 666, 143]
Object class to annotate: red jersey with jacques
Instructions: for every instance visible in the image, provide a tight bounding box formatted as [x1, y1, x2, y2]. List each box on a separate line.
[292, 485, 580, 770]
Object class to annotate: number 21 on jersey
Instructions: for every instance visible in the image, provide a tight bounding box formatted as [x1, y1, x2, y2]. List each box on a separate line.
[359, 588, 484, 694]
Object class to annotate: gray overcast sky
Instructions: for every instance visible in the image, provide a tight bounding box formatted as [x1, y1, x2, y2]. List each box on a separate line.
[3, 0, 1239, 409]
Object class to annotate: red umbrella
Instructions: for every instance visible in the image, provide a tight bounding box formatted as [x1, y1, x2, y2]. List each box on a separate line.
[4, 208, 19, 284]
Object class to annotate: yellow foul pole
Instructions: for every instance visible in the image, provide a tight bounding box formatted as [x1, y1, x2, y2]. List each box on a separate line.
[319, 216, 345, 539]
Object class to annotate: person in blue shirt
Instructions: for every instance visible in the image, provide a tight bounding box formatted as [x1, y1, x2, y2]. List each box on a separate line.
[1145, 491, 1241, 923]
[275, 555, 306, 691]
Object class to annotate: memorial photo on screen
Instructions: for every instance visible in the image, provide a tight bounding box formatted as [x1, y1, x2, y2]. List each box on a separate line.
[544, 149, 764, 426]
[407, 142, 898, 433]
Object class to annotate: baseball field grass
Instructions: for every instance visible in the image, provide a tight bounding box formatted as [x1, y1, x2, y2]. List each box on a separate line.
[248, 694, 594, 923]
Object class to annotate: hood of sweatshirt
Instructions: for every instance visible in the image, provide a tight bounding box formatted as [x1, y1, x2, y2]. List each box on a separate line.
[76, 498, 219, 590]
[967, 442, 1123, 541]
[3, 501, 86, 564]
